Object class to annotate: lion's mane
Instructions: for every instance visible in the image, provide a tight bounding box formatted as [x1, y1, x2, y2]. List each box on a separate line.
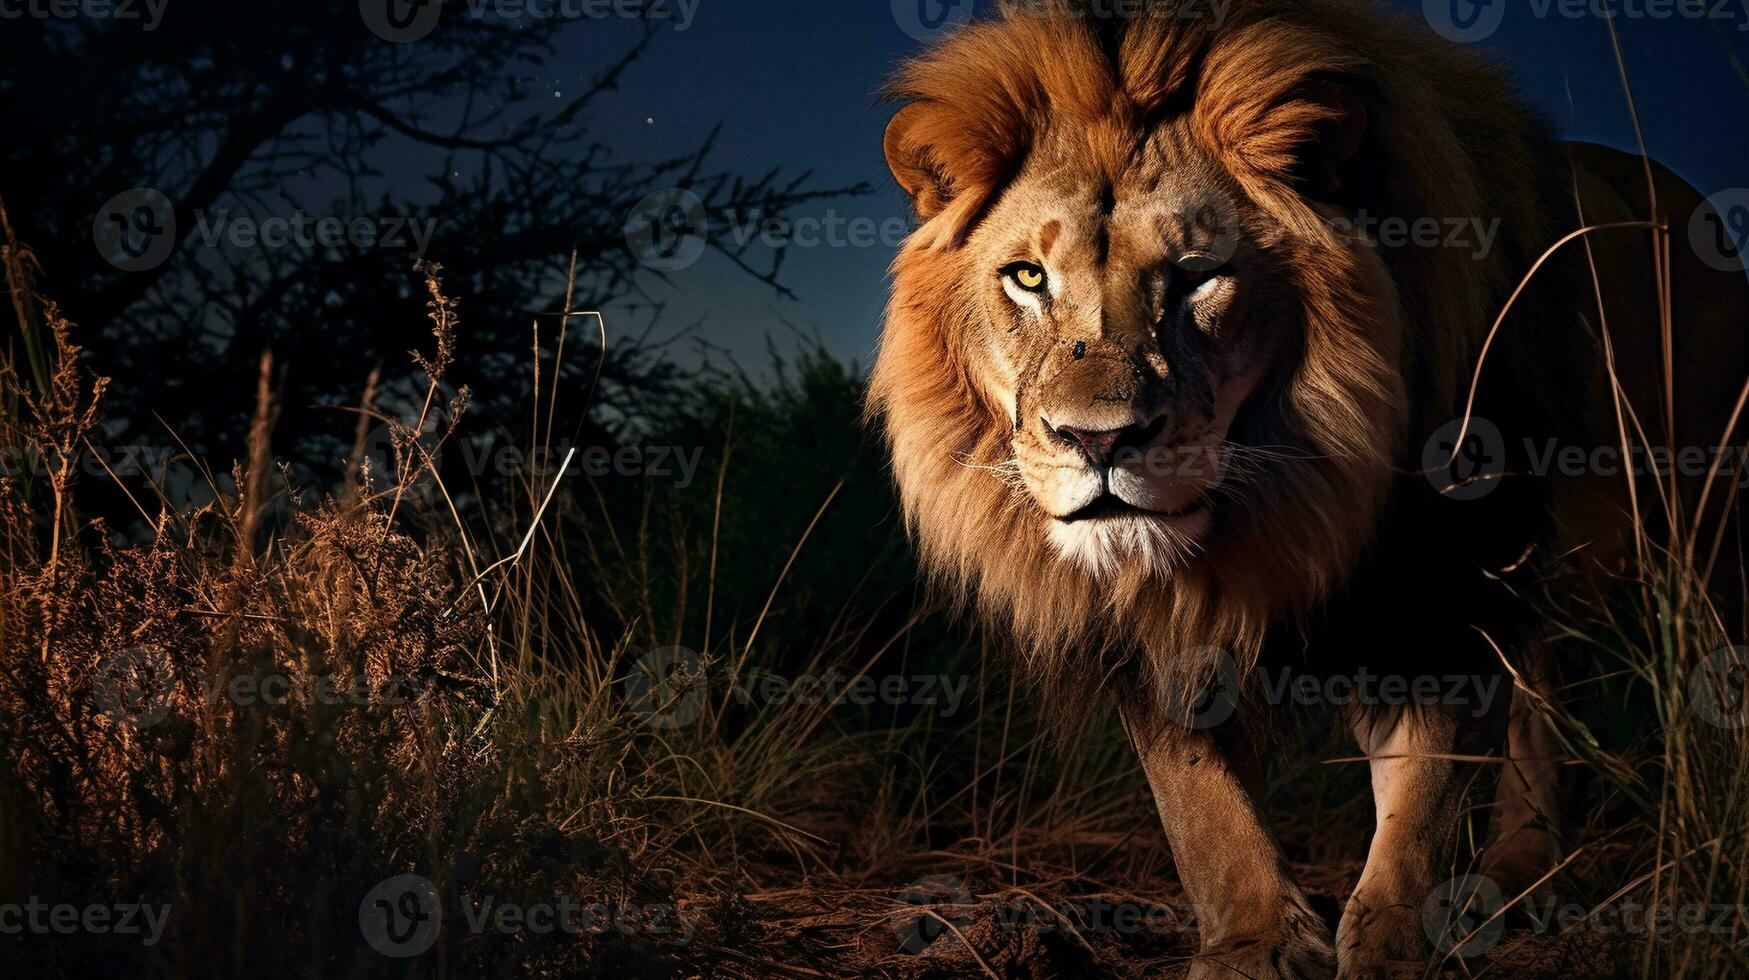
[869, 0, 1560, 711]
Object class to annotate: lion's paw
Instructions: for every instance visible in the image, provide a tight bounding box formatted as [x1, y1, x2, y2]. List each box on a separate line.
[1336, 893, 1428, 979]
[1189, 917, 1336, 980]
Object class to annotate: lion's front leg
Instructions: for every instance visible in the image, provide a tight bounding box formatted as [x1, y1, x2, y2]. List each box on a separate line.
[1337, 701, 1505, 979]
[1126, 708, 1335, 980]
[1479, 640, 1565, 899]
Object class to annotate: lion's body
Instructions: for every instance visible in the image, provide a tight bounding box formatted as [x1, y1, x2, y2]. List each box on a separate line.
[872, 1, 1749, 976]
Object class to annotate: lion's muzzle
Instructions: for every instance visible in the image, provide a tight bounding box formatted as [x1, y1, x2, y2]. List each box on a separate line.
[1017, 331, 1225, 526]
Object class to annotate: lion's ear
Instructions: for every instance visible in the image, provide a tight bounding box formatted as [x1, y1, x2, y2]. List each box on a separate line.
[1294, 79, 1372, 201]
[884, 103, 954, 219]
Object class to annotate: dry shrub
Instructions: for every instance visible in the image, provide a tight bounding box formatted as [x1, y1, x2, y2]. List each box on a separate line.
[0, 251, 705, 976]
[0, 222, 1190, 979]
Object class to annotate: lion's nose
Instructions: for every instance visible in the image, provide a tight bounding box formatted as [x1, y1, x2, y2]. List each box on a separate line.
[1045, 412, 1168, 468]
[1053, 424, 1123, 467]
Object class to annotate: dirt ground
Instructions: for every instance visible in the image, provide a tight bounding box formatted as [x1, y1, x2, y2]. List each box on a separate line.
[660, 826, 1648, 979]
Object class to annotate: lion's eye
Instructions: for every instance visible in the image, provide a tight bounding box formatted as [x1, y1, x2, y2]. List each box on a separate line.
[1175, 253, 1231, 281]
[1003, 263, 1047, 293]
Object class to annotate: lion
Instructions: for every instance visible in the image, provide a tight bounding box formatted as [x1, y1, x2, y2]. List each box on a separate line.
[869, 1, 1749, 977]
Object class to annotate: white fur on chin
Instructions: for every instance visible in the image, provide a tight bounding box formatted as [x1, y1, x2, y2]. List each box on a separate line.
[1045, 510, 1211, 579]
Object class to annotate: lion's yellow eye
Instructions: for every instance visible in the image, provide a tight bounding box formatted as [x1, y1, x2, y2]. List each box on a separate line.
[1006, 264, 1047, 292]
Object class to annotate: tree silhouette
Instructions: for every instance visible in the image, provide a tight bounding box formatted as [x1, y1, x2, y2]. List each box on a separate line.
[0, 1, 865, 506]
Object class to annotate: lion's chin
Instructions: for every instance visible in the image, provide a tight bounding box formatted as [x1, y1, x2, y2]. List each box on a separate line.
[1045, 505, 1213, 580]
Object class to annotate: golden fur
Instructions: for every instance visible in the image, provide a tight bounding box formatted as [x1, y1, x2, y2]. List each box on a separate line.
[870, 0, 1567, 708]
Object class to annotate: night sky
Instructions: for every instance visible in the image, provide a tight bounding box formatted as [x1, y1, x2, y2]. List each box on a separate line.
[543, 1, 1749, 371]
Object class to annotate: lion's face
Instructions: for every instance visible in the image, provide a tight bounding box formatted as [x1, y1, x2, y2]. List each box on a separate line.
[964, 127, 1286, 575]
[873, 8, 1422, 659]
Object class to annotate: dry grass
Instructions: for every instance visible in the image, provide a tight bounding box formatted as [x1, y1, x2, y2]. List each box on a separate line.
[1449, 25, 1749, 974]
[0, 204, 1194, 978]
[0, 136, 1746, 980]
